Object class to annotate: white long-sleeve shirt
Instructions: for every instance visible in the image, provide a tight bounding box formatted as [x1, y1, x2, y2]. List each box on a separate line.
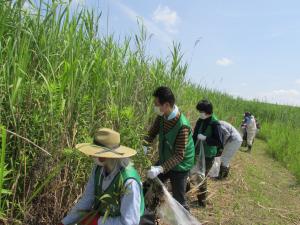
[246, 116, 257, 133]
[62, 164, 141, 225]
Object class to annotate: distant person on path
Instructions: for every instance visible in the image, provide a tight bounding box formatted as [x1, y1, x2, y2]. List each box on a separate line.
[61, 128, 144, 225]
[143, 86, 195, 211]
[241, 112, 257, 152]
[192, 99, 223, 207]
[218, 120, 243, 179]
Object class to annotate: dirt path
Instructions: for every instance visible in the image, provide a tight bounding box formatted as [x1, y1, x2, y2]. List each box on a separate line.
[189, 139, 300, 225]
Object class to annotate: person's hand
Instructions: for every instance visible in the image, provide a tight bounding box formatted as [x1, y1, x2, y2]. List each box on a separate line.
[197, 134, 207, 141]
[142, 145, 148, 154]
[147, 166, 164, 179]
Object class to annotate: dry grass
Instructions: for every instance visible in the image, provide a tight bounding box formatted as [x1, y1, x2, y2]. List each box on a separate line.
[189, 140, 300, 225]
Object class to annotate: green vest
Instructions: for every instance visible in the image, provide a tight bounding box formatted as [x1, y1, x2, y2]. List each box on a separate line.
[93, 165, 145, 217]
[197, 114, 219, 158]
[158, 113, 195, 171]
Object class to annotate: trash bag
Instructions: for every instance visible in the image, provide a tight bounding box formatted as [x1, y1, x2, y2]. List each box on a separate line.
[240, 127, 248, 148]
[207, 157, 221, 178]
[190, 140, 206, 185]
[143, 179, 202, 225]
[156, 179, 201, 225]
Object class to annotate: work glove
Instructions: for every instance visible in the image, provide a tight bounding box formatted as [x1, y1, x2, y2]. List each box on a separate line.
[147, 166, 164, 179]
[197, 133, 207, 141]
[142, 145, 148, 155]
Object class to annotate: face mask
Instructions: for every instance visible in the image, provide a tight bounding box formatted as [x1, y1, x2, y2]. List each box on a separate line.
[154, 106, 164, 116]
[93, 158, 105, 167]
[167, 105, 179, 120]
[199, 113, 207, 120]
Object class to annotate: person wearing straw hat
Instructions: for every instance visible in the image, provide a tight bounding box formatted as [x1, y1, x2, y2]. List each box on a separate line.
[143, 86, 195, 211]
[192, 99, 223, 207]
[60, 128, 145, 225]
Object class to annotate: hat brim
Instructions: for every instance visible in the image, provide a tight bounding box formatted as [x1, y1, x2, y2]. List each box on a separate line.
[75, 143, 137, 158]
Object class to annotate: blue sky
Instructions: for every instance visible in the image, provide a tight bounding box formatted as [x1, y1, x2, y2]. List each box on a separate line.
[49, 0, 300, 105]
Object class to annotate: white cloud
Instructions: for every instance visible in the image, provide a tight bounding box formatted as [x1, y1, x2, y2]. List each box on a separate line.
[216, 57, 233, 66]
[241, 82, 248, 87]
[152, 5, 180, 34]
[112, 1, 172, 44]
[233, 89, 300, 106]
[272, 89, 300, 97]
[256, 89, 300, 106]
[296, 79, 300, 85]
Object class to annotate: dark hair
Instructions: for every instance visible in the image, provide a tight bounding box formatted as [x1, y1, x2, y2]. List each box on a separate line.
[153, 86, 175, 106]
[244, 112, 251, 117]
[196, 99, 213, 114]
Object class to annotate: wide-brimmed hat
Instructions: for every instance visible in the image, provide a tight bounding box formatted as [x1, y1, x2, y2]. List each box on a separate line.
[76, 128, 137, 158]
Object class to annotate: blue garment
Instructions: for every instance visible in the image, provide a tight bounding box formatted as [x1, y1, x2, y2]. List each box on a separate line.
[62, 164, 141, 225]
[244, 116, 251, 125]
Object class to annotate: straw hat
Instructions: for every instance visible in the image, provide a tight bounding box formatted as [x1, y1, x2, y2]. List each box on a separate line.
[76, 128, 137, 158]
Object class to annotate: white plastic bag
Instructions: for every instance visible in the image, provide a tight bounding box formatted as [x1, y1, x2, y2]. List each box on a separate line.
[156, 179, 202, 225]
[190, 141, 206, 184]
[208, 157, 221, 178]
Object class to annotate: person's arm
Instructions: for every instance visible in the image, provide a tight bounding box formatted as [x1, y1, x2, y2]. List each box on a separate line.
[221, 125, 231, 145]
[98, 179, 141, 225]
[61, 167, 96, 225]
[160, 126, 189, 173]
[206, 122, 223, 148]
[144, 116, 161, 144]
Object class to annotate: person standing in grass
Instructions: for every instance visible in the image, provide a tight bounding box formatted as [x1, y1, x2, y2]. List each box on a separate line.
[242, 112, 257, 152]
[60, 128, 144, 225]
[143, 86, 195, 211]
[192, 99, 223, 207]
[218, 120, 243, 179]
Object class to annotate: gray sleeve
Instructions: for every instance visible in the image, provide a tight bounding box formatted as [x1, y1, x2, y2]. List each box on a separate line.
[220, 122, 231, 145]
[231, 126, 243, 141]
[61, 167, 96, 225]
[222, 127, 231, 144]
[98, 179, 141, 225]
